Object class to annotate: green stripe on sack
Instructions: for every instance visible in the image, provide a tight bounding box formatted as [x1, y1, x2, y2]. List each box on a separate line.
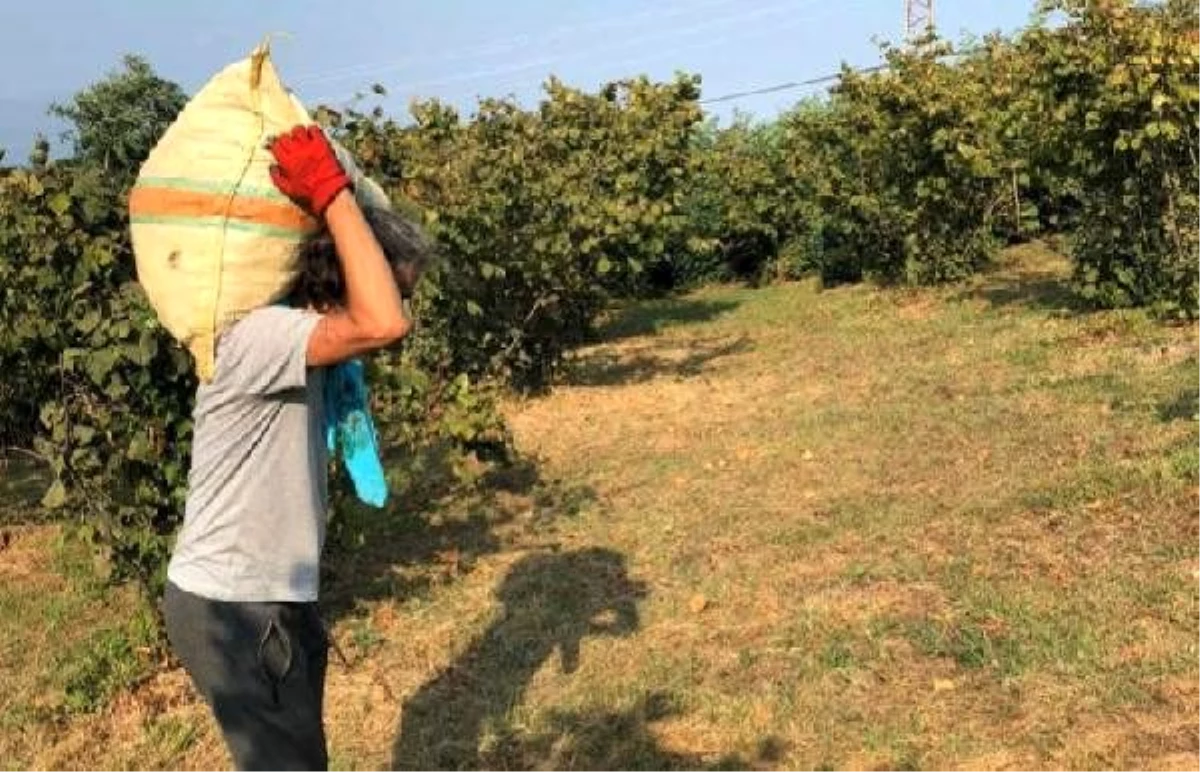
[136, 176, 292, 203]
[130, 214, 307, 240]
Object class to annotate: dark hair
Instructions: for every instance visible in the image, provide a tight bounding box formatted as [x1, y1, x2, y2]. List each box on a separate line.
[288, 204, 435, 310]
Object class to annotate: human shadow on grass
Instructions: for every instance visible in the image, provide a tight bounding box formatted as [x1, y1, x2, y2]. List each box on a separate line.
[563, 334, 753, 388]
[592, 296, 741, 343]
[389, 547, 766, 770]
[319, 446, 595, 625]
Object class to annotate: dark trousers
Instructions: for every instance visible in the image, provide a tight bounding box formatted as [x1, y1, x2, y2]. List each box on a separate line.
[162, 581, 329, 771]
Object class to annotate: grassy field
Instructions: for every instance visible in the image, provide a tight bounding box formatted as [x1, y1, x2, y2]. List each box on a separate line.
[1, 242, 1196, 770]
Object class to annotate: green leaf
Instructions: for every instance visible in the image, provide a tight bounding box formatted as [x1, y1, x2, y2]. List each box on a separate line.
[72, 425, 96, 444]
[49, 192, 71, 216]
[133, 333, 158, 366]
[596, 256, 613, 275]
[78, 310, 101, 334]
[127, 434, 150, 462]
[85, 349, 119, 385]
[41, 479, 67, 509]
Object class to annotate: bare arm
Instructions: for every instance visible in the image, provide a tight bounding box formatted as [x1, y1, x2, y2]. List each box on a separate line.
[266, 125, 412, 367]
[305, 190, 411, 367]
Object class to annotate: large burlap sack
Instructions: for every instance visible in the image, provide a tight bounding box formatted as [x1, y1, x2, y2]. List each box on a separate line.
[130, 43, 388, 381]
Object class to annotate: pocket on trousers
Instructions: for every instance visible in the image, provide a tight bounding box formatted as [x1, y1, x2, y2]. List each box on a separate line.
[257, 617, 293, 704]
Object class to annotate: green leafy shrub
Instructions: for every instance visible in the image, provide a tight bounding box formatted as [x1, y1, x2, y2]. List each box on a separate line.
[0, 163, 196, 595]
[1018, 0, 1199, 315]
[331, 74, 704, 389]
[797, 42, 1007, 285]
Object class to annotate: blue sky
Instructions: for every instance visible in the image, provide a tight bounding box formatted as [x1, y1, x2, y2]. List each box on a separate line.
[0, 0, 1039, 160]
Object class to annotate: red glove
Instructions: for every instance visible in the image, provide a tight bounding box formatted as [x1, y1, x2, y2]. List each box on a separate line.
[268, 125, 351, 216]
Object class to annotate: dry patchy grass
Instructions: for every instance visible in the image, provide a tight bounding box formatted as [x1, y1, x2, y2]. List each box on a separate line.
[1, 242, 1196, 770]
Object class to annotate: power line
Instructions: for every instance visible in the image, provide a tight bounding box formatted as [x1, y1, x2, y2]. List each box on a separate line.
[306, 0, 836, 105]
[698, 63, 887, 105]
[299, 0, 929, 111]
[291, 0, 771, 88]
[698, 39, 983, 106]
[700, 0, 981, 108]
[596, 3, 867, 88]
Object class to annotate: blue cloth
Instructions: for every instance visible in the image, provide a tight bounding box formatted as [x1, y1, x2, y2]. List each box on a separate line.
[275, 300, 388, 508]
[323, 359, 389, 508]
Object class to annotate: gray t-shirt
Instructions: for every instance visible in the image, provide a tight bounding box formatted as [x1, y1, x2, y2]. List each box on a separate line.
[167, 306, 328, 602]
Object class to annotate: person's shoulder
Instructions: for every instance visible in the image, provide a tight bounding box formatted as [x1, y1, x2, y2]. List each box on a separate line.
[227, 305, 319, 340]
[207, 305, 323, 392]
[214, 305, 320, 365]
[241, 304, 319, 325]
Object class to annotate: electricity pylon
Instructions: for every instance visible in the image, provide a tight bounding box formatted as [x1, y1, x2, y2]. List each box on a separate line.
[905, 0, 934, 42]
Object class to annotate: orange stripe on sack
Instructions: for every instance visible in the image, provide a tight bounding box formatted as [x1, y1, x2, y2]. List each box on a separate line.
[129, 186, 316, 233]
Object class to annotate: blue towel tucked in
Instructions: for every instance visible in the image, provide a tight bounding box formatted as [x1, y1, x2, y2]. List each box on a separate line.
[323, 359, 389, 508]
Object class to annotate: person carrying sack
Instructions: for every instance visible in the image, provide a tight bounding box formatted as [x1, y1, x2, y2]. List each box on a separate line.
[161, 124, 434, 771]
